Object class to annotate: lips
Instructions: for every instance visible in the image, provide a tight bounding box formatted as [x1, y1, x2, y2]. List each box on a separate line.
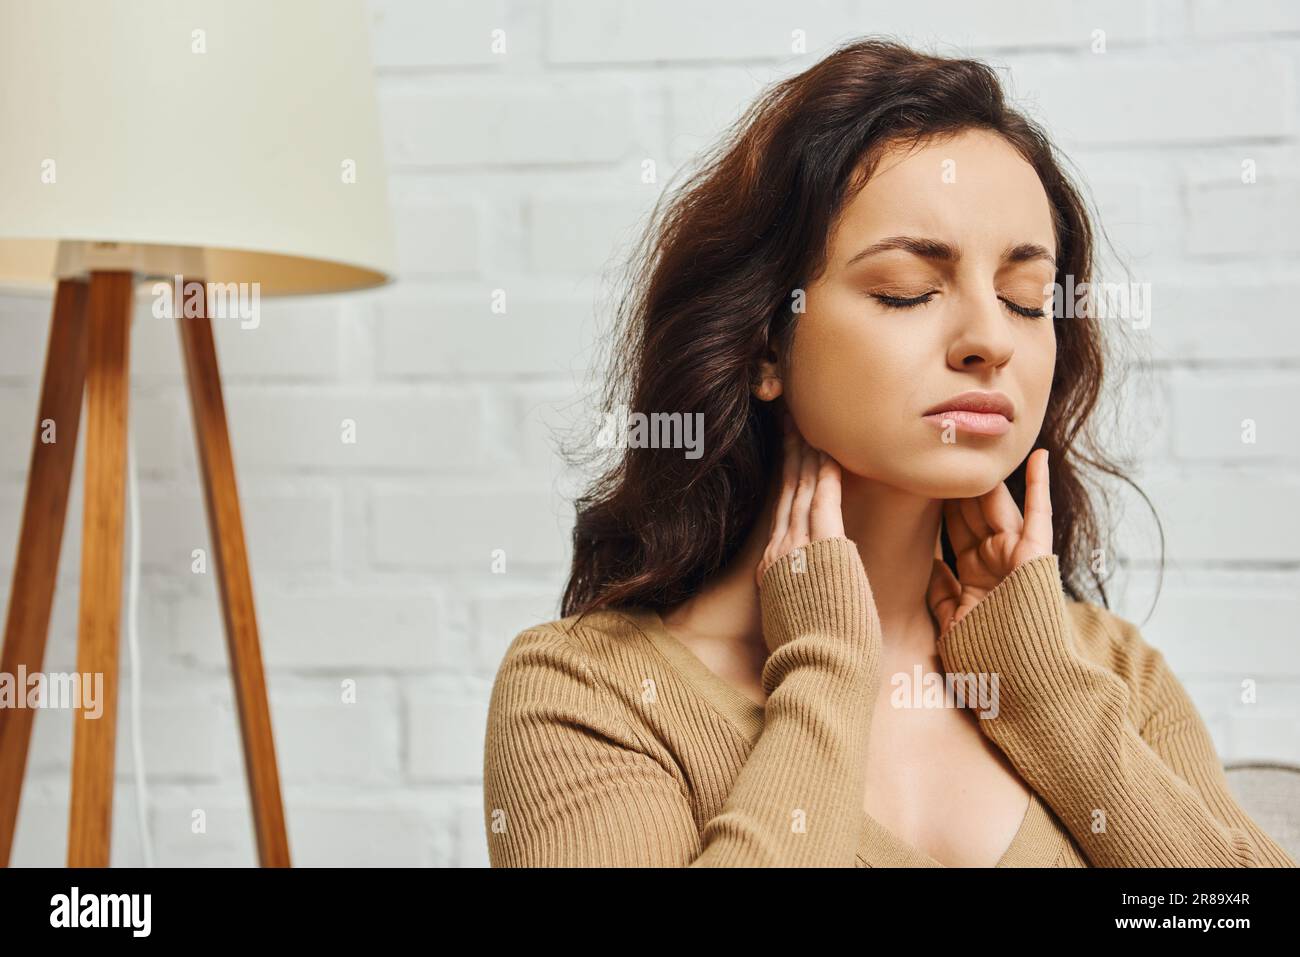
[924, 390, 1015, 420]
[922, 390, 1015, 437]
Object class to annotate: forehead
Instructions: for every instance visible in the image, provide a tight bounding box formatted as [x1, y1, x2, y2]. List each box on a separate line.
[830, 129, 1056, 264]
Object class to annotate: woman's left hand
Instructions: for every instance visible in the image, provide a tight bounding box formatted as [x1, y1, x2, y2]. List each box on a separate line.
[928, 448, 1054, 640]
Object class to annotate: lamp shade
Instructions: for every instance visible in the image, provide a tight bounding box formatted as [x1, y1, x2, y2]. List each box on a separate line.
[0, 0, 397, 296]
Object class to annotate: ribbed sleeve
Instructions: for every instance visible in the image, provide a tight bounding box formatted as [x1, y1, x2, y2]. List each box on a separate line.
[483, 535, 882, 867]
[936, 552, 1297, 868]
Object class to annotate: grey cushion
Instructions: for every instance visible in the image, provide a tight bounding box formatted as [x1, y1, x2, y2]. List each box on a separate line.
[1224, 762, 1300, 863]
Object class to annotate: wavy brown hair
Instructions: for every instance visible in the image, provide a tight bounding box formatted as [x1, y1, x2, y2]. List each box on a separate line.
[560, 36, 1163, 621]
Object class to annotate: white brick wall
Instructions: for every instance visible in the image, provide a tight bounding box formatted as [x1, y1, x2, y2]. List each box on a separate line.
[1, 0, 1297, 867]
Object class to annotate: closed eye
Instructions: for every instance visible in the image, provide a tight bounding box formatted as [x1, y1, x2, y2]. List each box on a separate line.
[870, 291, 1047, 319]
[871, 292, 935, 309]
[1002, 297, 1048, 319]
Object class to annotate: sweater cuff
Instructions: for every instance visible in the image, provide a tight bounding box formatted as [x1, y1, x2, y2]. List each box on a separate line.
[758, 535, 881, 657]
[935, 553, 1093, 727]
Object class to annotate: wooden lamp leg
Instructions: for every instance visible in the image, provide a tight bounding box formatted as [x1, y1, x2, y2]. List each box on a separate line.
[67, 271, 135, 867]
[178, 281, 290, 867]
[0, 280, 89, 866]
[5, 271, 289, 867]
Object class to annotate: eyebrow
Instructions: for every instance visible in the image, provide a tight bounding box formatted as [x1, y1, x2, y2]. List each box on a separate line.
[845, 236, 1057, 270]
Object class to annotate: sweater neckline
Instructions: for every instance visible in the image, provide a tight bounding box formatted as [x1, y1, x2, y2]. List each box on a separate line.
[621, 604, 1053, 868]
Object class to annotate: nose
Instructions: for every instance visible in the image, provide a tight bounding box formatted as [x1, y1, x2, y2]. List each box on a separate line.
[946, 283, 1016, 370]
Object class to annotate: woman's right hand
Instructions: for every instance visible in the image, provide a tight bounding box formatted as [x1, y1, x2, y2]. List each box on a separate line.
[755, 413, 847, 589]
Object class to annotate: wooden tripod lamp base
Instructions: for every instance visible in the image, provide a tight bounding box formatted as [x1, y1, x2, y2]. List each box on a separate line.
[0, 270, 290, 867]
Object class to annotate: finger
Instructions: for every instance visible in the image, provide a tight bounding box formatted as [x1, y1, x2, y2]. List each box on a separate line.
[943, 498, 977, 558]
[951, 598, 977, 629]
[978, 480, 1024, 536]
[1022, 448, 1053, 553]
[809, 450, 845, 541]
[926, 558, 960, 637]
[786, 437, 819, 547]
[934, 521, 944, 561]
[770, 418, 800, 545]
[959, 495, 992, 541]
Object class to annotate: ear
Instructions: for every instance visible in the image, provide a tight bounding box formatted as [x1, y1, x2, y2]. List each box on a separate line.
[751, 341, 784, 402]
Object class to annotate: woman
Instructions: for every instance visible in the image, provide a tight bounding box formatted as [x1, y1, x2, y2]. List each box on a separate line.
[481, 37, 1295, 867]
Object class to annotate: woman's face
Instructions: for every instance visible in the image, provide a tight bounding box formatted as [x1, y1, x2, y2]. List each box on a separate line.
[782, 127, 1058, 499]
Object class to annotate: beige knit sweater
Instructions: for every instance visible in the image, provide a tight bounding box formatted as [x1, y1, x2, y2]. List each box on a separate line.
[482, 536, 1295, 867]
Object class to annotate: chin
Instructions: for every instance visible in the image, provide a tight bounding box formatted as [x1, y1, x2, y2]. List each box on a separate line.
[923, 476, 1007, 500]
[864, 455, 1015, 500]
[837, 435, 1025, 496]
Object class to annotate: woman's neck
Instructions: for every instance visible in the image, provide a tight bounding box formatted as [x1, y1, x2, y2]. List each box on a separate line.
[663, 472, 945, 656]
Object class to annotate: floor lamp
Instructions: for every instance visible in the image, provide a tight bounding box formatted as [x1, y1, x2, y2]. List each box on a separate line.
[0, 0, 396, 867]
